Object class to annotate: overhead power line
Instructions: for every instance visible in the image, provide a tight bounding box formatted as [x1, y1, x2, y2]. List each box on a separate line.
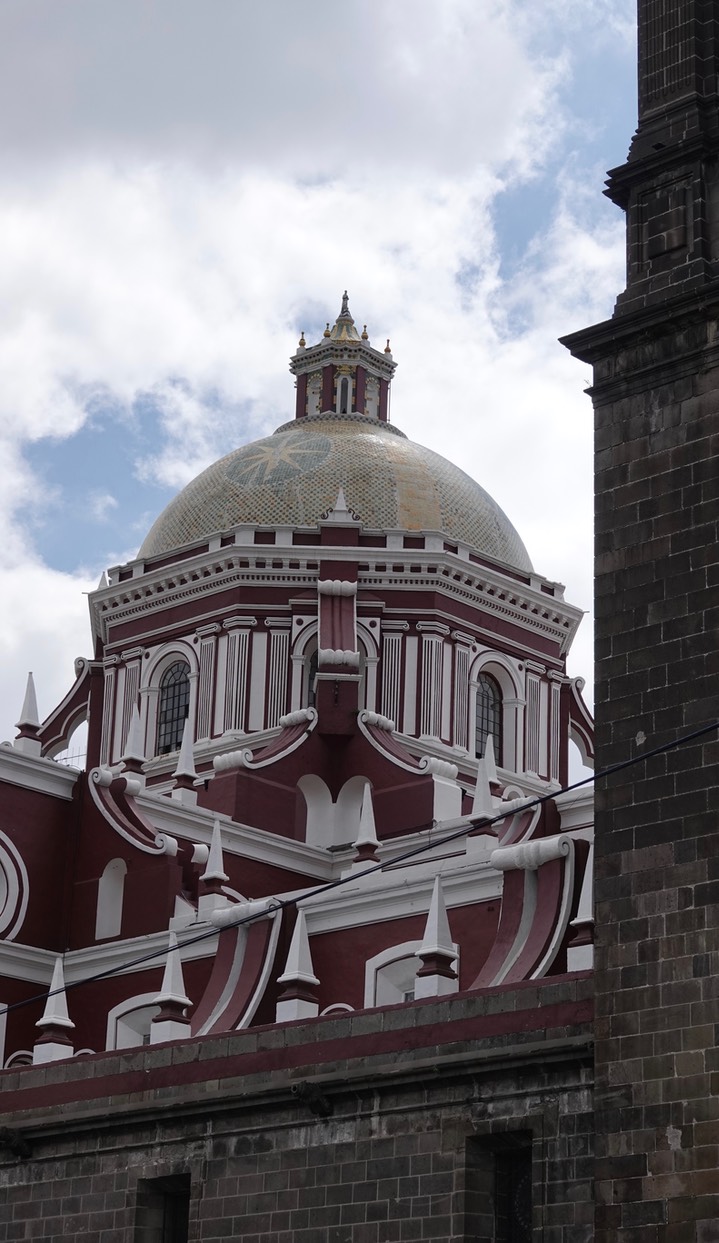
[2, 716, 717, 1024]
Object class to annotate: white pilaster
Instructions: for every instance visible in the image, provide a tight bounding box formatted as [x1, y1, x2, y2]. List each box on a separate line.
[195, 624, 220, 741]
[266, 620, 291, 728]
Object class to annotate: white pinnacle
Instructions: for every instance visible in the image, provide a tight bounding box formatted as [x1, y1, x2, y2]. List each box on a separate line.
[36, 956, 75, 1030]
[16, 672, 39, 730]
[154, 931, 191, 1008]
[419, 876, 455, 960]
[201, 821, 229, 885]
[354, 785, 379, 853]
[173, 716, 197, 780]
[482, 733, 498, 783]
[277, 909, 319, 987]
[472, 733, 497, 818]
[324, 485, 357, 524]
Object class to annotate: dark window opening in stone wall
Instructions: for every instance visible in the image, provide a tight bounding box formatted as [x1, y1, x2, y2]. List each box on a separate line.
[464, 1133, 533, 1243]
[495, 1147, 532, 1242]
[157, 661, 191, 754]
[476, 672, 502, 764]
[135, 1174, 190, 1243]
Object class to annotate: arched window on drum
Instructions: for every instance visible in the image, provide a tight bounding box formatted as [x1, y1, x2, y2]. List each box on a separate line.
[475, 672, 502, 765]
[157, 661, 190, 755]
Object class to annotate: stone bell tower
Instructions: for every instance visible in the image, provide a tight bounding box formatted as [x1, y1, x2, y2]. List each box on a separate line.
[562, 2, 719, 1239]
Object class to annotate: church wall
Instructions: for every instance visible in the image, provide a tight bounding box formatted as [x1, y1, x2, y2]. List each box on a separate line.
[0, 980, 594, 1242]
[0, 781, 76, 953]
[308, 900, 501, 1011]
[91, 538, 576, 772]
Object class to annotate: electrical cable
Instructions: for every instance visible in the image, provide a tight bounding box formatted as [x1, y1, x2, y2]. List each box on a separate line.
[2, 714, 717, 1024]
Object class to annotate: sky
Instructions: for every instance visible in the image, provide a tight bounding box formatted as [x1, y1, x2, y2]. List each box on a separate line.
[0, 0, 637, 750]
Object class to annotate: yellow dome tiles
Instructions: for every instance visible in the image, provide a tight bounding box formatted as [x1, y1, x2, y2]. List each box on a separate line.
[138, 413, 532, 572]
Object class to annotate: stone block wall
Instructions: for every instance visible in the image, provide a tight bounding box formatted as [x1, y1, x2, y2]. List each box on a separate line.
[566, 307, 719, 1241]
[0, 979, 593, 1242]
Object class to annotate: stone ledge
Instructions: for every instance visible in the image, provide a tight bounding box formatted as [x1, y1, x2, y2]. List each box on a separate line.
[0, 975, 592, 1131]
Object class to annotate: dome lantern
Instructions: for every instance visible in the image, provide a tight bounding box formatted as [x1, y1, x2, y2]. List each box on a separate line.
[290, 293, 396, 422]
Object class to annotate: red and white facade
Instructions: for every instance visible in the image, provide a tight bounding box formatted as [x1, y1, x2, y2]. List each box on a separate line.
[0, 298, 595, 1066]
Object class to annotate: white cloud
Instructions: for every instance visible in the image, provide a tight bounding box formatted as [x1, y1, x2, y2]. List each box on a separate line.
[0, 1, 632, 742]
[0, 1, 562, 178]
[0, 564, 94, 745]
[88, 491, 119, 522]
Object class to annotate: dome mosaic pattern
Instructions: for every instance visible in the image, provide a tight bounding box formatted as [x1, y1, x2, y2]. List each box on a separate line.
[138, 414, 532, 571]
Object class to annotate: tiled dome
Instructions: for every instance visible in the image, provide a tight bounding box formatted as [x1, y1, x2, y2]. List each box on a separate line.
[138, 412, 532, 571]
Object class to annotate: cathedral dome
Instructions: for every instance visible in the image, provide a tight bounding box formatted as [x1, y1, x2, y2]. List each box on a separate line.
[138, 411, 532, 571]
[139, 296, 532, 571]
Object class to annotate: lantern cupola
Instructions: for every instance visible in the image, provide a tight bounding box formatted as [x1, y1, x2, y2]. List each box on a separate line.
[290, 291, 397, 422]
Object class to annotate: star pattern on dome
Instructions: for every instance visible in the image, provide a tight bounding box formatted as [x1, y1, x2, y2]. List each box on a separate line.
[139, 418, 532, 572]
[226, 434, 332, 488]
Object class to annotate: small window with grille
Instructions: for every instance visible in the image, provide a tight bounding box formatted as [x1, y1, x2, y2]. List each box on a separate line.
[157, 662, 190, 755]
[475, 672, 502, 764]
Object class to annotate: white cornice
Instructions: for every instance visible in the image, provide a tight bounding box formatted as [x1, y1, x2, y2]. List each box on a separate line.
[142, 723, 285, 780]
[64, 924, 218, 983]
[391, 731, 561, 797]
[0, 745, 80, 800]
[93, 544, 582, 654]
[136, 791, 337, 881]
[0, 925, 218, 988]
[301, 855, 502, 933]
[553, 785, 594, 831]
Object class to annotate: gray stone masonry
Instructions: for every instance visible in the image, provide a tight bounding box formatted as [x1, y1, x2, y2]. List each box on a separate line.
[562, 3, 719, 1236]
[0, 978, 593, 1242]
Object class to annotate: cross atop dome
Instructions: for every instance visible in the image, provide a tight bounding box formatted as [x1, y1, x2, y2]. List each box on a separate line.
[290, 294, 396, 422]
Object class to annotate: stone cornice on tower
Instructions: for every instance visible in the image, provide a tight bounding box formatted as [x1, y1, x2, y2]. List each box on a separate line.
[597, 0, 719, 317]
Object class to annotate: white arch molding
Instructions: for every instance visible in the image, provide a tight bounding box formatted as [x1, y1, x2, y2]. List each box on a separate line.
[364, 938, 461, 1006]
[0, 831, 30, 941]
[364, 941, 421, 1008]
[291, 621, 319, 711]
[141, 640, 199, 759]
[106, 992, 161, 1050]
[291, 621, 373, 712]
[468, 652, 524, 774]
